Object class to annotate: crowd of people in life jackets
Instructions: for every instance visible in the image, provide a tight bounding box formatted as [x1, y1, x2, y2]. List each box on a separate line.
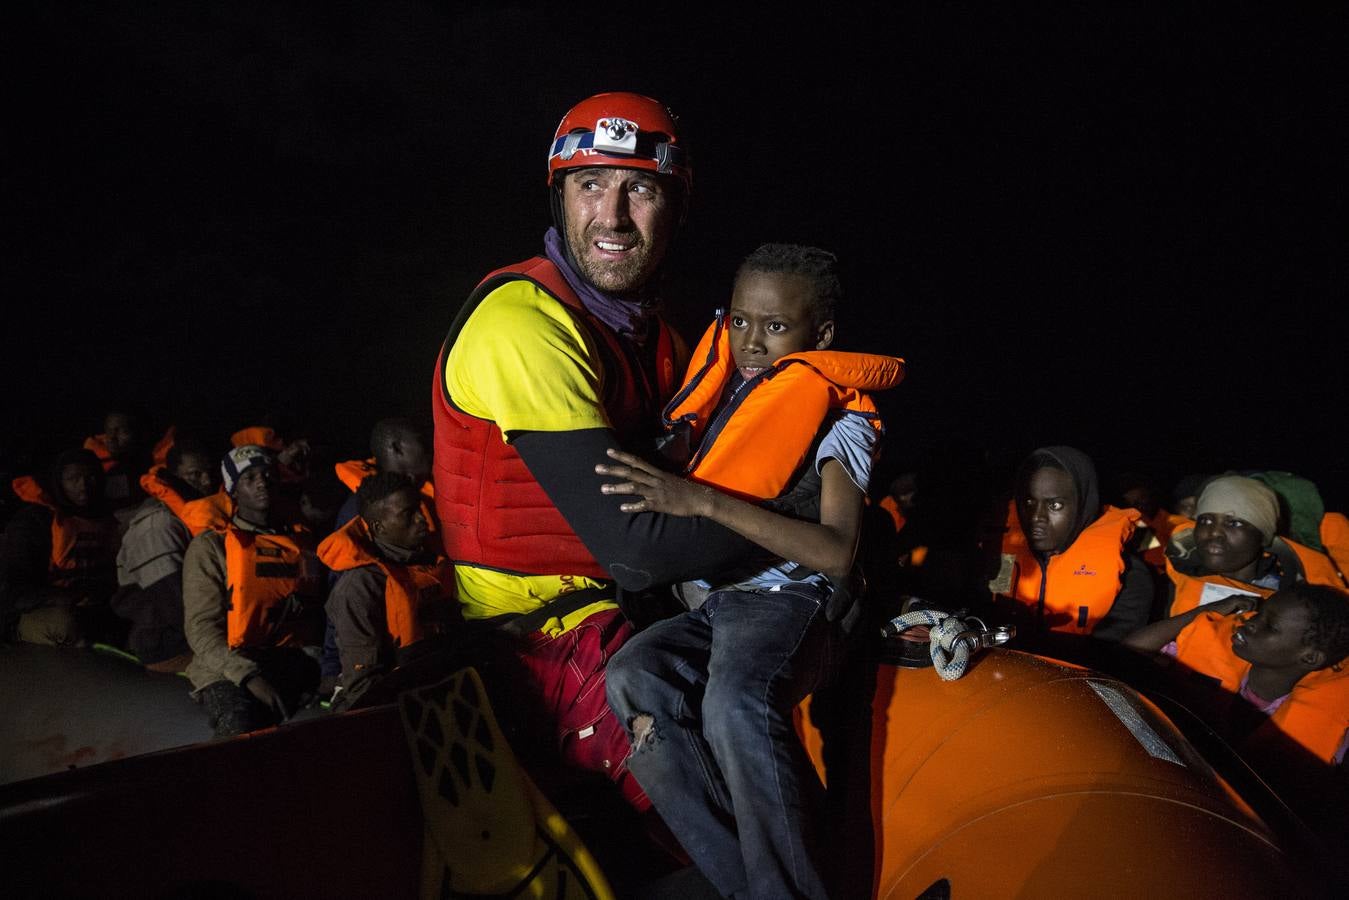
[3, 407, 1347, 775]
[4, 86, 1349, 898]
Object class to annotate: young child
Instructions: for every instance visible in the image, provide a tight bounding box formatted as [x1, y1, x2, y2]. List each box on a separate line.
[598, 243, 904, 900]
[1123, 582, 1349, 766]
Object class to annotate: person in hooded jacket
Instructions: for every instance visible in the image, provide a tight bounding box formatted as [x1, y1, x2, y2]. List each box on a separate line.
[110, 438, 217, 670]
[2, 448, 120, 645]
[990, 446, 1153, 644]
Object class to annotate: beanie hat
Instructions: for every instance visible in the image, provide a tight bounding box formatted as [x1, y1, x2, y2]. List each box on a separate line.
[1195, 475, 1281, 547]
[221, 445, 274, 496]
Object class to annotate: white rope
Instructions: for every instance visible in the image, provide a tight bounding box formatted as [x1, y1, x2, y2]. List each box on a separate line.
[886, 610, 973, 681]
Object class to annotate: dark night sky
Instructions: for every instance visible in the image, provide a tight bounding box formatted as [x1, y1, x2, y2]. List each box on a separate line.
[6, 3, 1347, 505]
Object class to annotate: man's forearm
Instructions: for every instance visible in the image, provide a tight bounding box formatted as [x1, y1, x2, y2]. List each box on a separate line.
[514, 428, 758, 591]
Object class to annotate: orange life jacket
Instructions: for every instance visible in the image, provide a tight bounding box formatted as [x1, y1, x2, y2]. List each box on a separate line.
[223, 526, 325, 648]
[334, 459, 439, 532]
[1137, 509, 1183, 574]
[231, 426, 285, 451]
[317, 517, 455, 651]
[1175, 610, 1349, 765]
[180, 491, 233, 537]
[151, 426, 176, 467]
[662, 315, 904, 502]
[82, 434, 118, 472]
[10, 476, 119, 589]
[878, 495, 905, 534]
[1320, 512, 1349, 582]
[993, 506, 1141, 635]
[1165, 520, 1346, 616]
[139, 466, 192, 521]
[431, 256, 678, 578]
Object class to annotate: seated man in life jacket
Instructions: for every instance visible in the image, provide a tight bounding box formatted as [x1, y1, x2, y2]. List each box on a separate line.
[1122, 582, 1349, 770]
[84, 408, 153, 520]
[182, 446, 326, 738]
[1162, 475, 1344, 617]
[988, 446, 1153, 647]
[111, 437, 217, 670]
[598, 243, 905, 900]
[1114, 471, 1186, 579]
[318, 472, 457, 710]
[2, 449, 120, 646]
[333, 417, 434, 529]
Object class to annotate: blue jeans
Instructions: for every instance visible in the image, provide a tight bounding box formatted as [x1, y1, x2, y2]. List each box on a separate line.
[606, 584, 840, 899]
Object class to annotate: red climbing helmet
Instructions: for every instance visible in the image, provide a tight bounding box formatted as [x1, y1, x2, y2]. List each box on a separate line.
[547, 92, 691, 192]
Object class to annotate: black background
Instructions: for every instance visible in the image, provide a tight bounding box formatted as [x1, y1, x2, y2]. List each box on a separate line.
[6, 3, 1347, 505]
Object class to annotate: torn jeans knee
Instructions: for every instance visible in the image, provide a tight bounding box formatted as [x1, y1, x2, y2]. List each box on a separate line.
[628, 713, 658, 753]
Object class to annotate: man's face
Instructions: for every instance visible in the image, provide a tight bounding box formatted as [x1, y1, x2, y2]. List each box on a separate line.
[389, 437, 431, 482]
[561, 167, 676, 293]
[1194, 512, 1264, 576]
[1231, 592, 1311, 668]
[60, 463, 100, 509]
[1018, 467, 1078, 554]
[370, 487, 429, 551]
[174, 452, 216, 497]
[104, 414, 135, 459]
[233, 465, 276, 513]
[728, 271, 831, 380]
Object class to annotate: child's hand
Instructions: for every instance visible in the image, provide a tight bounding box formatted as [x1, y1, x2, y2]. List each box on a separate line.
[1210, 594, 1259, 616]
[596, 449, 715, 518]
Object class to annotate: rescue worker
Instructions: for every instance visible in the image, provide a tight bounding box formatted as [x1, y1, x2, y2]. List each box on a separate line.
[1123, 582, 1349, 767]
[2, 448, 120, 645]
[991, 446, 1154, 643]
[182, 446, 325, 738]
[1163, 475, 1343, 617]
[318, 471, 456, 709]
[111, 438, 217, 670]
[598, 243, 904, 900]
[432, 92, 757, 807]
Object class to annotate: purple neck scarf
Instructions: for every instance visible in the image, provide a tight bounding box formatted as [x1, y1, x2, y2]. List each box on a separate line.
[543, 227, 655, 343]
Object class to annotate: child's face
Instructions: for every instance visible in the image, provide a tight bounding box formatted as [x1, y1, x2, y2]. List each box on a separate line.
[728, 271, 833, 381]
[1231, 592, 1312, 668]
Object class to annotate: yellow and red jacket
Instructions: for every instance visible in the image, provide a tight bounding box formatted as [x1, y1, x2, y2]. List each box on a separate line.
[432, 257, 678, 579]
[318, 517, 455, 650]
[180, 491, 233, 537]
[662, 314, 904, 503]
[334, 459, 439, 532]
[1164, 520, 1346, 616]
[10, 476, 119, 589]
[993, 506, 1141, 635]
[1175, 610, 1349, 766]
[223, 525, 325, 648]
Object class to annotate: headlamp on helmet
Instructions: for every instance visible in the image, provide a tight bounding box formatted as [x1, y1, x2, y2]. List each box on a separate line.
[547, 92, 692, 192]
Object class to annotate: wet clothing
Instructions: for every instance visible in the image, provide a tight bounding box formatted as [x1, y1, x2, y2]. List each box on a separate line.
[1163, 522, 1345, 616]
